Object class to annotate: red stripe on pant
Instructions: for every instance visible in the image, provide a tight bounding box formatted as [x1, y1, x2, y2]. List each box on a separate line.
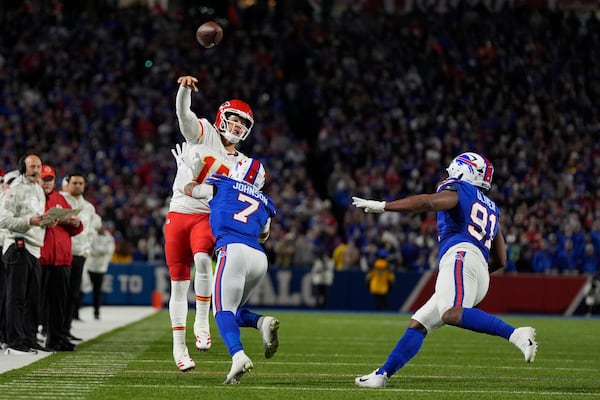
[214, 246, 227, 312]
[453, 251, 466, 307]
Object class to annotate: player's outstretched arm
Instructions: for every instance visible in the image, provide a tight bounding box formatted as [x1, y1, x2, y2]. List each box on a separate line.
[176, 76, 202, 143]
[352, 190, 458, 215]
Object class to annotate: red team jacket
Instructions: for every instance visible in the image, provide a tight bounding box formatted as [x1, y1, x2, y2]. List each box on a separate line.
[39, 190, 84, 266]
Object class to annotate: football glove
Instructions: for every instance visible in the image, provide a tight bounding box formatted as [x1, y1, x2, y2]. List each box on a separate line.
[352, 196, 386, 213]
[171, 142, 201, 180]
[171, 142, 187, 167]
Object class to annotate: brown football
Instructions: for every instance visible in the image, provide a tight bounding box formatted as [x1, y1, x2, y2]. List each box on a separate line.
[196, 21, 223, 48]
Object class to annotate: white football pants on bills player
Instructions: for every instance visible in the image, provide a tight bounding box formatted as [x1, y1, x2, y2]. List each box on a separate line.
[412, 243, 490, 332]
[212, 243, 268, 314]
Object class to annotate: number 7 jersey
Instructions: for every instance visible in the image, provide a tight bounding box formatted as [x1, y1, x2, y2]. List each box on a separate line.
[206, 175, 276, 252]
[436, 178, 500, 262]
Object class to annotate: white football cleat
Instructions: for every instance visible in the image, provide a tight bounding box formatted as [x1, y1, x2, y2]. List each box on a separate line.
[195, 330, 212, 351]
[355, 369, 388, 388]
[174, 352, 196, 372]
[509, 327, 538, 363]
[224, 351, 253, 384]
[260, 316, 279, 359]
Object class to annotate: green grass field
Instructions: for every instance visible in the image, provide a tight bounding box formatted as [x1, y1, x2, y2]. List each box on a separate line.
[0, 310, 598, 400]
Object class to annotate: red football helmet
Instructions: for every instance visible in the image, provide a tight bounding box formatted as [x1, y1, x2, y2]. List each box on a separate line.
[214, 99, 254, 144]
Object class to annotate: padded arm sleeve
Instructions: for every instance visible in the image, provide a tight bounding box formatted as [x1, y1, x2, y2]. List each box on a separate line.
[191, 183, 214, 200]
[176, 85, 202, 142]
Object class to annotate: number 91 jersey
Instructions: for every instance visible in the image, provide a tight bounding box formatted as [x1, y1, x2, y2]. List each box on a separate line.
[436, 178, 500, 262]
[206, 175, 276, 252]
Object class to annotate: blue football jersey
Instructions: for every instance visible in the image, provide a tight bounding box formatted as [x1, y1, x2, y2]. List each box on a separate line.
[436, 178, 500, 261]
[207, 175, 276, 252]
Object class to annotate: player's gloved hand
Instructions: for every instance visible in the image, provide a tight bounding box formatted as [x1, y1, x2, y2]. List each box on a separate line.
[351, 196, 386, 213]
[171, 142, 201, 180]
[171, 142, 187, 168]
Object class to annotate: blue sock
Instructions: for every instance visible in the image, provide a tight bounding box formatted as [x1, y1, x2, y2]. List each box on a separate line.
[380, 327, 426, 377]
[460, 308, 515, 339]
[215, 311, 243, 356]
[235, 308, 261, 328]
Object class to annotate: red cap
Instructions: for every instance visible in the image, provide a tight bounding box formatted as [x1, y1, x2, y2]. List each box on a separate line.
[40, 165, 56, 180]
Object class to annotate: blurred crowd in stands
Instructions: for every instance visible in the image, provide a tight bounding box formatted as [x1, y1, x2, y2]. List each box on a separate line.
[1, 1, 599, 275]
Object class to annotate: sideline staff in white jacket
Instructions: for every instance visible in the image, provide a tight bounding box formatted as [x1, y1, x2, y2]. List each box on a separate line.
[84, 215, 115, 320]
[0, 155, 53, 354]
[61, 172, 97, 337]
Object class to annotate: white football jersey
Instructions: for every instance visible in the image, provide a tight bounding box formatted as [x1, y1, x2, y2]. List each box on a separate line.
[169, 118, 246, 214]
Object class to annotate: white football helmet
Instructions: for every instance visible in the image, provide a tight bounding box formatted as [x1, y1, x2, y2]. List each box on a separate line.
[446, 152, 494, 191]
[214, 99, 254, 144]
[229, 158, 266, 190]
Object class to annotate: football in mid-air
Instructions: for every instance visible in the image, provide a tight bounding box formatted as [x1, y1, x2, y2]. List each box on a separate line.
[196, 21, 223, 48]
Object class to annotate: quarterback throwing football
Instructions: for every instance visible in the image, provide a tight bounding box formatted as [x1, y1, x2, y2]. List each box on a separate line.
[165, 75, 253, 372]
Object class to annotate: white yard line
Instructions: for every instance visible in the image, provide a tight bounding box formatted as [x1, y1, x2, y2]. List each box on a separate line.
[0, 306, 157, 374]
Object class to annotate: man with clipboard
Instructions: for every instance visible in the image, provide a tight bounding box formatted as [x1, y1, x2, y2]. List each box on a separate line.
[39, 165, 83, 351]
